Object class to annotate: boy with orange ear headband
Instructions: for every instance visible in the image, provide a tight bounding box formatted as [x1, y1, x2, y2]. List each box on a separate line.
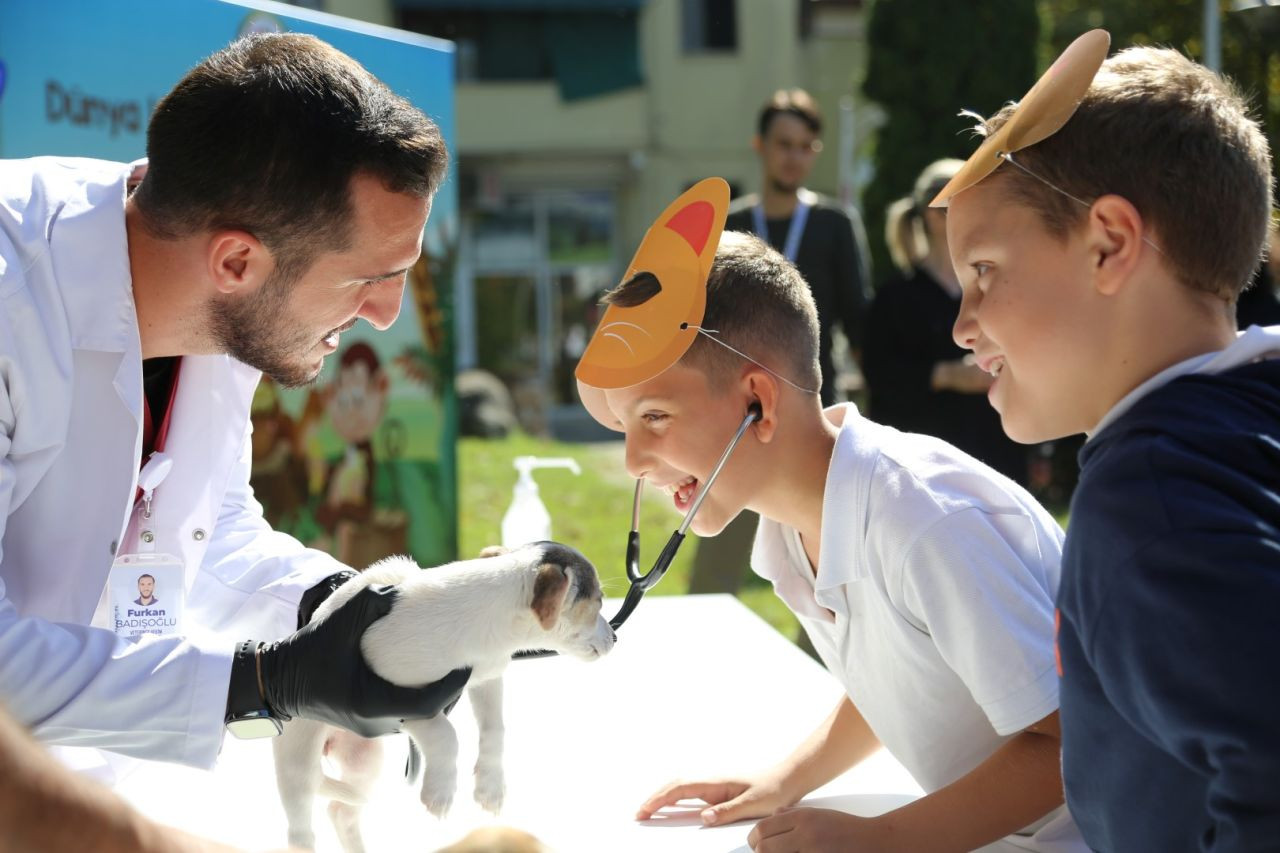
[577, 179, 1084, 850]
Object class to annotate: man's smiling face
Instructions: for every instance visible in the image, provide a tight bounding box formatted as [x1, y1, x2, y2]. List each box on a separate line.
[208, 173, 430, 388]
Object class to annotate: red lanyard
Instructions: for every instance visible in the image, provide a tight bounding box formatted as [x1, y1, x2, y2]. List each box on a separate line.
[137, 358, 182, 503]
[141, 358, 182, 460]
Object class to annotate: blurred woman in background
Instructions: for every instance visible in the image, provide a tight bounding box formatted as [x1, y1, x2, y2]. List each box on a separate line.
[863, 158, 1029, 485]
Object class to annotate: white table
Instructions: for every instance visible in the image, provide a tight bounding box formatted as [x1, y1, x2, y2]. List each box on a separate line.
[115, 594, 925, 852]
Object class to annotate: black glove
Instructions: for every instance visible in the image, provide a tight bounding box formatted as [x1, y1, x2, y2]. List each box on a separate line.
[258, 583, 471, 737]
[297, 569, 358, 630]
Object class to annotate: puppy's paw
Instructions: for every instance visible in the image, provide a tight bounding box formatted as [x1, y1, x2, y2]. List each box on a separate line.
[473, 764, 506, 814]
[420, 771, 457, 818]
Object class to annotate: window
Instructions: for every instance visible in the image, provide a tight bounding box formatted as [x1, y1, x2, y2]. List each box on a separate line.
[682, 0, 738, 52]
[398, 9, 643, 99]
[463, 189, 618, 410]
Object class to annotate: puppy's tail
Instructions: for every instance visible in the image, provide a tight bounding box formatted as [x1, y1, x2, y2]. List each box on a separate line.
[319, 773, 368, 806]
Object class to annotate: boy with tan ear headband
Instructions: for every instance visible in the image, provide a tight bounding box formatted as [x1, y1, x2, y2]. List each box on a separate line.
[937, 29, 1280, 851]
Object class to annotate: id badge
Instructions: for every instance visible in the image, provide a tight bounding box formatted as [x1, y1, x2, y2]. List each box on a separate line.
[107, 553, 186, 641]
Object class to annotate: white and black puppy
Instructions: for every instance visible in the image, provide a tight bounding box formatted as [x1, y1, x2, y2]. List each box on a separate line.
[273, 542, 614, 853]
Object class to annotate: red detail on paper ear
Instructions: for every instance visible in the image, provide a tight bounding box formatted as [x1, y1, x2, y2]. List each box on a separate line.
[665, 200, 715, 255]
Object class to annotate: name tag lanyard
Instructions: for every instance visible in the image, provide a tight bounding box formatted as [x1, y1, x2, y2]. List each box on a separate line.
[107, 360, 186, 640]
[135, 358, 183, 550]
[752, 199, 811, 263]
[135, 454, 173, 552]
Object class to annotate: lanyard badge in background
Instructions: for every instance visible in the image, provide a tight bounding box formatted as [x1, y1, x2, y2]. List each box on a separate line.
[751, 197, 811, 264]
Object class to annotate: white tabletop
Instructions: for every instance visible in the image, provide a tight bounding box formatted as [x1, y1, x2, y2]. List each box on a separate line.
[114, 594, 925, 852]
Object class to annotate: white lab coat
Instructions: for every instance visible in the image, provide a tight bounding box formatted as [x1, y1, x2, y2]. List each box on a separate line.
[0, 157, 346, 768]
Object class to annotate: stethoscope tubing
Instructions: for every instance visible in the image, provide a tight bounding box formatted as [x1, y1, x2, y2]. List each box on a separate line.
[514, 406, 760, 660]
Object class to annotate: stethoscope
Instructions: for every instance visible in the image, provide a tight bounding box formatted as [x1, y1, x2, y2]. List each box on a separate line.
[515, 401, 762, 660]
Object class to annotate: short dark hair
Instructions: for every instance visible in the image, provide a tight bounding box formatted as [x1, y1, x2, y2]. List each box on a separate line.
[133, 33, 448, 282]
[758, 88, 822, 138]
[975, 46, 1273, 300]
[602, 232, 820, 390]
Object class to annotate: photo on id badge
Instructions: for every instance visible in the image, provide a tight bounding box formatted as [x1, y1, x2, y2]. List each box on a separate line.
[110, 553, 185, 640]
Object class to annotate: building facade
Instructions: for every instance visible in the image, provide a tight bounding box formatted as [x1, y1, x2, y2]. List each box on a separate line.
[306, 0, 871, 434]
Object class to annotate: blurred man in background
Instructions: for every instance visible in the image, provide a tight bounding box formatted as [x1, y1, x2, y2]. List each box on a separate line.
[726, 88, 872, 406]
[691, 89, 872, 599]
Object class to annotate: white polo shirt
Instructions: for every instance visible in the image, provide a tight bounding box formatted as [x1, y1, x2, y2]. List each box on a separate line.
[753, 404, 1084, 851]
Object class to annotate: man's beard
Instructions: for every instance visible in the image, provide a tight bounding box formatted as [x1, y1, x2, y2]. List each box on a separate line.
[768, 176, 801, 195]
[207, 268, 326, 389]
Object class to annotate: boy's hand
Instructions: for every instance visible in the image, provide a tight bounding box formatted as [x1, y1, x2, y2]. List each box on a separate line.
[748, 807, 889, 852]
[635, 773, 793, 826]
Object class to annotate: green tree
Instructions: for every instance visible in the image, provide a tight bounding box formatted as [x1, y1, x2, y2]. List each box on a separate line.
[1040, 0, 1280, 184]
[861, 0, 1041, 288]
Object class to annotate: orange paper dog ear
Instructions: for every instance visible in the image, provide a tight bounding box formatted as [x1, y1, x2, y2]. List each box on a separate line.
[931, 29, 1111, 208]
[574, 177, 730, 428]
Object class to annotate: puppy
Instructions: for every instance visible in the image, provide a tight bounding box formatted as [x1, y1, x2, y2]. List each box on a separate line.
[273, 542, 615, 852]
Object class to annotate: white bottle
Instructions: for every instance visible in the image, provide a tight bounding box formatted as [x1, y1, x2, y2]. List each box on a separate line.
[500, 456, 581, 548]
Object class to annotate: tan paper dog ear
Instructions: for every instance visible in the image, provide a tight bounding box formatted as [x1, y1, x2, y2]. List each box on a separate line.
[574, 177, 730, 430]
[931, 29, 1111, 208]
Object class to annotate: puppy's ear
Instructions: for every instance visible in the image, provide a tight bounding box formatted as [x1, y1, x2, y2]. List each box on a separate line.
[531, 563, 570, 630]
[478, 545, 510, 558]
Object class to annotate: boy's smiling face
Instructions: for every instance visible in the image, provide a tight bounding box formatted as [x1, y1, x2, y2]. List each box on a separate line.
[602, 361, 758, 537]
[946, 176, 1103, 443]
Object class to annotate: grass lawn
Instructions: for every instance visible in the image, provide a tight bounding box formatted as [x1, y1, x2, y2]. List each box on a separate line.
[458, 433, 804, 643]
[459, 432, 1070, 647]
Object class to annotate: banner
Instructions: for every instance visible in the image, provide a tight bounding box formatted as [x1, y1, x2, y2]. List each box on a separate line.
[0, 0, 460, 567]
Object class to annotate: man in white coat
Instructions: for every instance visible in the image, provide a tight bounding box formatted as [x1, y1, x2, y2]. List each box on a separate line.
[0, 32, 469, 848]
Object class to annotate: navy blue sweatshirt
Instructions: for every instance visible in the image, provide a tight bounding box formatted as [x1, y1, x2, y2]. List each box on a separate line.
[1057, 358, 1280, 852]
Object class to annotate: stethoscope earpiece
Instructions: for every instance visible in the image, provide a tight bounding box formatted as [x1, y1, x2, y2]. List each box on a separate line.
[748, 401, 763, 421]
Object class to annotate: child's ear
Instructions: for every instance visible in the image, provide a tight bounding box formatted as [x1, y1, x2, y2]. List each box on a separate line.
[1088, 195, 1148, 296]
[743, 368, 780, 444]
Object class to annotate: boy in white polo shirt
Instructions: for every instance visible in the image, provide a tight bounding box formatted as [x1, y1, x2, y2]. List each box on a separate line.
[575, 179, 1082, 851]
